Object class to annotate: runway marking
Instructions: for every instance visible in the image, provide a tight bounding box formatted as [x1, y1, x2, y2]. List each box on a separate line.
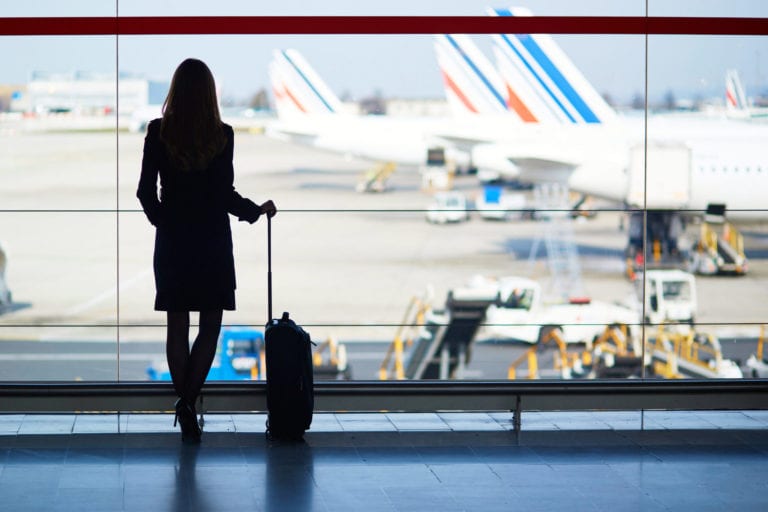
[64, 268, 153, 316]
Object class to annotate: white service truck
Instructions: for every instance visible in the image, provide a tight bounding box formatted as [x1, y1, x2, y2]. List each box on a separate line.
[629, 269, 697, 325]
[451, 270, 698, 346]
[453, 275, 640, 346]
[475, 185, 528, 221]
[425, 192, 469, 224]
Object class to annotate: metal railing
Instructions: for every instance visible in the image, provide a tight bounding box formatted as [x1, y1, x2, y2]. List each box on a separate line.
[2, 380, 767, 432]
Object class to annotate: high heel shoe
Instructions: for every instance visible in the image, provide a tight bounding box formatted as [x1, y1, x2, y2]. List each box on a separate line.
[174, 398, 202, 444]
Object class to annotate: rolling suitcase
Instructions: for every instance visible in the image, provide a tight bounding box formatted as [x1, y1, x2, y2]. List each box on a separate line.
[264, 215, 314, 440]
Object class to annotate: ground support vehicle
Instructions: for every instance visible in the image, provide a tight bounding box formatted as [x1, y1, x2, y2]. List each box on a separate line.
[147, 327, 265, 381]
[356, 161, 396, 193]
[647, 325, 743, 378]
[379, 290, 494, 380]
[506, 324, 644, 380]
[460, 275, 640, 347]
[148, 327, 351, 381]
[476, 185, 528, 221]
[425, 191, 469, 224]
[419, 147, 454, 192]
[745, 326, 768, 378]
[624, 144, 748, 277]
[627, 269, 697, 326]
[688, 219, 747, 275]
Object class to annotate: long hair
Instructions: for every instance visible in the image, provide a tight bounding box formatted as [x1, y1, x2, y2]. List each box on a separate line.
[160, 58, 226, 171]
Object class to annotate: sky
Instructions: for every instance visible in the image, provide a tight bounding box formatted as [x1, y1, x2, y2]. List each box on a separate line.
[1, 1, 767, 105]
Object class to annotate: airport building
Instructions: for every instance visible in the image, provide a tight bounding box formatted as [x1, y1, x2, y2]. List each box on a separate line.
[7, 71, 168, 115]
[0, 6, 767, 512]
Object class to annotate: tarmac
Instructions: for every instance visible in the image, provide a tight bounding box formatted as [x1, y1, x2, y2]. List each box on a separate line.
[1, 127, 767, 380]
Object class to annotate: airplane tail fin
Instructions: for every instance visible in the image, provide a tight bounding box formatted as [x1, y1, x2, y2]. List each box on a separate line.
[433, 34, 511, 117]
[725, 69, 748, 113]
[489, 6, 616, 124]
[269, 49, 344, 119]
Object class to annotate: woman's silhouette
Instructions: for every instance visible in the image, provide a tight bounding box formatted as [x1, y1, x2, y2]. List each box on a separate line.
[138, 58, 276, 443]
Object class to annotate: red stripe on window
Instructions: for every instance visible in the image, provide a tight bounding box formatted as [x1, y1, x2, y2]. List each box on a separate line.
[0, 16, 766, 36]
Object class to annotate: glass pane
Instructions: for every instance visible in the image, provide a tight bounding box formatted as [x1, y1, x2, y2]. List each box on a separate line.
[0, 325, 118, 381]
[0, 37, 117, 211]
[0, 213, 118, 379]
[649, 0, 768, 17]
[646, 33, 768, 349]
[119, 0, 644, 16]
[2, 1, 113, 16]
[117, 29, 653, 382]
[0, 212, 117, 326]
[119, 325, 166, 381]
[645, 322, 760, 379]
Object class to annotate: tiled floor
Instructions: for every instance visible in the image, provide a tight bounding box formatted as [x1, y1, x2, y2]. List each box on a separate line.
[0, 411, 767, 511]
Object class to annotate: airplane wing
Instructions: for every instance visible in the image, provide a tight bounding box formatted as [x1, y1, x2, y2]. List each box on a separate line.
[432, 133, 492, 153]
[267, 129, 319, 147]
[508, 156, 579, 171]
[506, 155, 579, 184]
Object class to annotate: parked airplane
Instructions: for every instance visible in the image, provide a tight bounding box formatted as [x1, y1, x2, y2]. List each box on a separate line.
[725, 69, 749, 115]
[437, 7, 768, 273]
[267, 15, 766, 274]
[724, 69, 768, 120]
[433, 34, 510, 117]
[267, 48, 466, 168]
[489, 6, 617, 125]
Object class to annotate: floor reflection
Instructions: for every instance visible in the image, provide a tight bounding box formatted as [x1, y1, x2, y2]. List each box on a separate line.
[173, 443, 215, 512]
[265, 439, 315, 512]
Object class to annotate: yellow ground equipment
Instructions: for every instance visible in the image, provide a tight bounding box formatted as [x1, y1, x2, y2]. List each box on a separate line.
[746, 325, 768, 378]
[312, 336, 352, 380]
[648, 324, 742, 378]
[356, 162, 396, 193]
[379, 286, 492, 380]
[507, 327, 576, 379]
[507, 324, 644, 380]
[379, 296, 431, 380]
[690, 220, 747, 275]
[588, 324, 644, 378]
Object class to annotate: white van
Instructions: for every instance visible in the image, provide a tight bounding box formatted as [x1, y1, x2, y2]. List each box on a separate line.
[426, 192, 470, 224]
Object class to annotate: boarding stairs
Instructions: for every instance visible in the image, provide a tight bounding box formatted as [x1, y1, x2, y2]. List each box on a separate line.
[690, 220, 747, 275]
[356, 161, 396, 193]
[528, 183, 584, 300]
[403, 293, 493, 380]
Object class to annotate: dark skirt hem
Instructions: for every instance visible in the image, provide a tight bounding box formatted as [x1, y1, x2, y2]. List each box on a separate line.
[154, 291, 236, 312]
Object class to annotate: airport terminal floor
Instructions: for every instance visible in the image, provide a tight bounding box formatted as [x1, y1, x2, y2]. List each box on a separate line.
[0, 411, 766, 511]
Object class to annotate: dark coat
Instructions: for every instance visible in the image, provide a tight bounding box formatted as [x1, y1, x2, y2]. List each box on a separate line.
[137, 119, 261, 311]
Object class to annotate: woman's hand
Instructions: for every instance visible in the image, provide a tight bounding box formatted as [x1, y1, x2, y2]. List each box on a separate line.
[261, 200, 277, 219]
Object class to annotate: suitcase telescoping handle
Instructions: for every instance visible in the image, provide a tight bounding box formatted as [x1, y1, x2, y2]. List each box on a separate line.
[267, 213, 273, 322]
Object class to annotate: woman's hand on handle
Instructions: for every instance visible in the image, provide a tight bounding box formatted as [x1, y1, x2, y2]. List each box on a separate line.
[261, 200, 277, 219]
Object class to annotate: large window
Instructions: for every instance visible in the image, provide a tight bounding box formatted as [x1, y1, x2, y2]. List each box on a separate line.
[1, 1, 766, 383]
